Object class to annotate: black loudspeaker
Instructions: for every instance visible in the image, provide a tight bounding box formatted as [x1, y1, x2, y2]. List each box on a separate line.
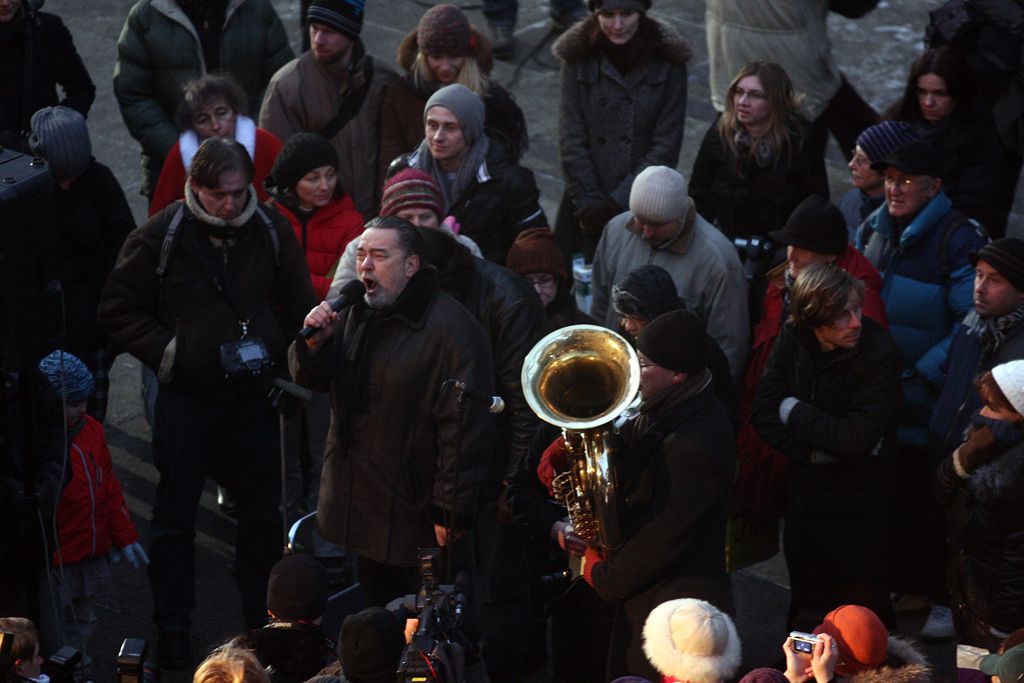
[0, 148, 63, 371]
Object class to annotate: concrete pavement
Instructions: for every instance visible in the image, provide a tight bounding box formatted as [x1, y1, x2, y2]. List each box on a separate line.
[40, 0, 997, 679]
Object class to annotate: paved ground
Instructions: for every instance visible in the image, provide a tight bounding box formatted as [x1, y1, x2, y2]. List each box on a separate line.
[38, 0, 1021, 680]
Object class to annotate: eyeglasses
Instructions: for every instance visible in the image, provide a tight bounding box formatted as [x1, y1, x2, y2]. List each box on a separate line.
[884, 175, 919, 188]
[526, 275, 557, 288]
[733, 87, 767, 101]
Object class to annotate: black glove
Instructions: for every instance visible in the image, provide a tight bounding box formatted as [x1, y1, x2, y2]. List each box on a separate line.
[574, 198, 621, 237]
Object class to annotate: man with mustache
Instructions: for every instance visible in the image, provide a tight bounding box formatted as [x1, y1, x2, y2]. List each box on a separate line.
[290, 216, 494, 611]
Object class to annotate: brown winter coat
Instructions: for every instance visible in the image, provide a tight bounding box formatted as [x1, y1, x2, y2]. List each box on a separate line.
[553, 14, 692, 210]
[288, 269, 495, 566]
[259, 42, 398, 221]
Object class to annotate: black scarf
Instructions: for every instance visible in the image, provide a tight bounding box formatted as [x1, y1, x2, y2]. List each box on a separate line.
[968, 303, 1024, 353]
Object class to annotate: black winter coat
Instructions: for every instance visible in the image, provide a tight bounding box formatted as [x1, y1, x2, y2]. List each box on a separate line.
[935, 434, 1024, 633]
[54, 160, 136, 354]
[288, 269, 495, 566]
[98, 198, 317, 399]
[459, 258, 545, 487]
[752, 318, 903, 515]
[403, 138, 547, 265]
[590, 375, 736, 680]
[0, 7, 94, 145]
[910, 104, 1009, 236]
[689, 115, 828, 240]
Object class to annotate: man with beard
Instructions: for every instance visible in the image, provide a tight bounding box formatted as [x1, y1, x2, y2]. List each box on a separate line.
[260, 0, 398, 220]
[930, 238, 1024, 483]
[289, 217, 494, 608]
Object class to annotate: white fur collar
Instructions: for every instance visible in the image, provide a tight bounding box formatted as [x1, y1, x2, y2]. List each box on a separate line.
[179, 115, 258, 171]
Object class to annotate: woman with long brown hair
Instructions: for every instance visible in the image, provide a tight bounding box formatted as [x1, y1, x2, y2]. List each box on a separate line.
[690, 61, 828, 244]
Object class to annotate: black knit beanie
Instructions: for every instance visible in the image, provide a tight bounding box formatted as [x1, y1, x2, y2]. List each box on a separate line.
[612, 265, 682, 320]
[636, 310, 706, 374]
[268, 133, 338, 195]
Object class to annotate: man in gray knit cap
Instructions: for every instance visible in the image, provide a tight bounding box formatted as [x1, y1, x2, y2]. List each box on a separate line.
[591, 165, 749, 380]
[401, 83, 546, 265]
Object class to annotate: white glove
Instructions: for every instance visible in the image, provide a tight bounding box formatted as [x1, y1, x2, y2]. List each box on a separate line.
[118, 542, 150, 568]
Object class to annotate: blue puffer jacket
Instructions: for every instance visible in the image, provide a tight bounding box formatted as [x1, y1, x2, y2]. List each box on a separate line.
[856, 191, 988, 447]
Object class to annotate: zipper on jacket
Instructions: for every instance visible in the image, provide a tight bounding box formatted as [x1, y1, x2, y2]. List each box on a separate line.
[72, 444, 98, 558]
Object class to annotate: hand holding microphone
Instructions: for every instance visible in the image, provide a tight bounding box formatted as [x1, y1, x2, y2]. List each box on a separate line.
[298, 280, 366, 344]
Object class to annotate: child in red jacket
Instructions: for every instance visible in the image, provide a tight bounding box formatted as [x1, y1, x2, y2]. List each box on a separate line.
[38, 351, 147, 675]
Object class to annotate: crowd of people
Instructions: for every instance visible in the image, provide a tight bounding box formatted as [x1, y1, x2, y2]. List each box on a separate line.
[1, 0, 1024, 681]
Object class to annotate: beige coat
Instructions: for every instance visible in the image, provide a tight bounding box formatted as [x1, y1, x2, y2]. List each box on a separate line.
[705, 0, 841, 119]
[259, 45, 397, 220]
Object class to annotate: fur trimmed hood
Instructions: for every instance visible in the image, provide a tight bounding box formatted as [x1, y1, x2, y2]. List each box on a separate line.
[396, 25, 494, 77]
[969, 437, 1024, 504]
[552, 13, 692, 65]
[845, 636, 930, 683]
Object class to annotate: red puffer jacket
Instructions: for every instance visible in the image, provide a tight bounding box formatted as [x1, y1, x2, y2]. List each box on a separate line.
[734, 245, 888, 516]
[273, 195, 363, 300]
[52, 415, 137, 566]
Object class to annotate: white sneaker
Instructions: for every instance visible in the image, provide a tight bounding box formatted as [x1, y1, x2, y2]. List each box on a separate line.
[920, 604, 955, 640]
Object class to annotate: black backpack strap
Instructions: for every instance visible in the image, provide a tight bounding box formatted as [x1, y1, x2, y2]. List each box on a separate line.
[318, 56, 374, 141]
[254, 204, 280, 265]
[155, 203, 187, 280]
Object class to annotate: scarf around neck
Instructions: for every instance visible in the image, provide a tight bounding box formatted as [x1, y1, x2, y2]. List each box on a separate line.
[968, 303, 1024, 352]
[184, 181, 259, 239]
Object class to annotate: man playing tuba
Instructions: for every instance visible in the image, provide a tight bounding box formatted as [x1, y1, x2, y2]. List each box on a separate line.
[581, 311, 737, 681]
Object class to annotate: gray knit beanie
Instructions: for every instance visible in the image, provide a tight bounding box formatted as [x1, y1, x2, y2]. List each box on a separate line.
[29, 106, 92, 180]
[424, 84, 485, 145]
[629, 166, 688, 224]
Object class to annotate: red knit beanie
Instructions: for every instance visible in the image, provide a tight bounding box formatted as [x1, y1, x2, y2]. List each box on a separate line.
[813, 605, 888, 676]
[506, 228, 567, 283]
[380, 168, 443, 220]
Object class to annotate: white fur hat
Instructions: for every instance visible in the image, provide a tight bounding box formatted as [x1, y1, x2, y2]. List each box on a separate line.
[992, 360, 1024, 415]
[642, 598, 742, 683]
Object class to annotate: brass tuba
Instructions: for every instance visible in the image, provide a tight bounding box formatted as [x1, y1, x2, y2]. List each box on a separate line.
[521, 325, 640, 559]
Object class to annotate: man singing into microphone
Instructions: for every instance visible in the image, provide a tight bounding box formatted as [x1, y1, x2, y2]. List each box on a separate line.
[289, 216, 495, 606]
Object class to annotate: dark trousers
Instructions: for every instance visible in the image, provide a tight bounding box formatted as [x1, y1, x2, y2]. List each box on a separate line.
[482, 0, 584, 26]
[150, 386, 282, 631]
[892, 446, 949, 604]
[784, 510, 895, 632]
[810, 75, 880, 163]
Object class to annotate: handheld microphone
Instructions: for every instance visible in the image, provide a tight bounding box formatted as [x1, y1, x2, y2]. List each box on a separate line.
[452, 380, 505, 414]
[298, 280, 366, 340]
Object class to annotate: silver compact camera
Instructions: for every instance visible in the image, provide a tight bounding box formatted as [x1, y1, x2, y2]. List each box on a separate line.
[789, 631, 821, 654]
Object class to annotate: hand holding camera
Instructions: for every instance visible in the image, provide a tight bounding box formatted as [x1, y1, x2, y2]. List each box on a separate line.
[783, 631, 838, 683]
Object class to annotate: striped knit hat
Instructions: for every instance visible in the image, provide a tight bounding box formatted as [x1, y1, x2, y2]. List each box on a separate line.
[308, 0, 364, 39]
[380, 168, 443, 220]
[38, 350, 95, 404]
[855, 121, 918, 164]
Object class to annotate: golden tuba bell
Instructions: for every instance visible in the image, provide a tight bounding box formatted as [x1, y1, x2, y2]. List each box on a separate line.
[521, 324, 640, 560]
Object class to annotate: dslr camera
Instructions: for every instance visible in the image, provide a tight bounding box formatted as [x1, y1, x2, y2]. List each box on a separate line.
[219, 321, 273, 383]
[732, 234, 777, 282]
[394, 549, 471, 683]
